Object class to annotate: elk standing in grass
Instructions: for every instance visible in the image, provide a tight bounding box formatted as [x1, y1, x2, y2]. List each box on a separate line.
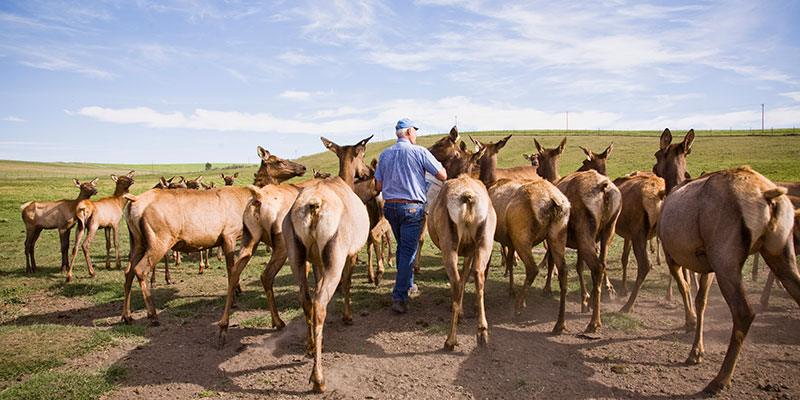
[535, 138, 621, 332]
[121, 147, 306, 325]
[21, 178, 99, 274]
[425, 127, 496, 350]
[68, 171, 135, 281]
[221, 172, 238, 186]
[282, 136, 373, 392]
[658, 166, 800, 395]
[472, 135, 571, 333]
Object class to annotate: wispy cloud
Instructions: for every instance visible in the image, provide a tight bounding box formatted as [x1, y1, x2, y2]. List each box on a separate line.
[19, 54, 115, 79]
[279, 90, 327, 101]
[780, 92, 800, 102]
[2, 116, 26, 122]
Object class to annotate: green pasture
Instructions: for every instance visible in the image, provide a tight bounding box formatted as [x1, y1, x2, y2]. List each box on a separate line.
[0, 129, 798, 399]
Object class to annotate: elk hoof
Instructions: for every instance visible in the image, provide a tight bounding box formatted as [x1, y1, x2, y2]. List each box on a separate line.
[311, 376, 326, 393]
[619, 304, 633, 314]
[121, 315, 133, 325]
[580, 302, 590, 314]
[342, 316, 353, 326]
[476, 330, 488, 346]
[551, 322, 566, 335]
[542, 287, 553, 297]
[685, 351, 703, 365]
[217, 330, 227, 349]
[65, 275, 73, 283]
[272, 318, 286, 330]
[443, 340, 456, 351]
[89, 271, 96, 278]
[584, 322, 601, 334]
[702, 379, 728, 396]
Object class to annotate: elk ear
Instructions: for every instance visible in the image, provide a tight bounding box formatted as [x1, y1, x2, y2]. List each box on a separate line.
[233, 172, 238, 178]
[469, 135, 478, 145]
[111, 174, 118, 182]
[370, 158, 378, 169]
[601, 143, 613, 158]
[459, 141, 467, 152]
[257, 146, 270, 160]
[73, 178, 81, 188]
[473, 145, 487, 161]
[534, 138, 544, 153]
[320, 137, 339, 153]
[220, 173, 225, 179]
[90, 177, 99, 186]
[355, 134, 373, 149]
[496, 135, 512, 150]
[196, 176, 203, 182]
[448, 126, 459, 142]
[557, 137, 567, 154]
[579, 146, 592, 160]
[159, 177, 169, 187]
[178, 176, 185, 183]
[167, 176, 175, 183]
[682, 129, 695, 154]
[127, 170, 135, 177]
[660, 128, 673, 150]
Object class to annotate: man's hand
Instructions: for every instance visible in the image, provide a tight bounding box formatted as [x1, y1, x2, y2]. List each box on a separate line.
[375, 180, 382, 193]
[435, 169, 447, 181]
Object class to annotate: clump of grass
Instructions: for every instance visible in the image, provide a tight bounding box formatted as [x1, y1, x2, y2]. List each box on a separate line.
[0, 286, 30, 305]
[0, 371, 114, 400]
[197, 389, 218, 398]
[240, 315, 271, 328]
[603, 312, 642, 332]
[423, 323, 448, 335]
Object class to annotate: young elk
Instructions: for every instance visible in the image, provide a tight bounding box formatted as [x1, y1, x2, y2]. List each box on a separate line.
[67, 171, 135, 281]
[354, 159, 393, 285]
[215, 147, 312, 338]
[536, 138, 621, 332]
[473, 136, 571, 333]
[221, 172, 238, 186]
[21, 178, 99, 273]
[122, 147, 306, 325]
[659, 166, 800, 395]
[282, 136, 373, 392]
[612, 171, 666, 313]
[426, 127, 496, 351]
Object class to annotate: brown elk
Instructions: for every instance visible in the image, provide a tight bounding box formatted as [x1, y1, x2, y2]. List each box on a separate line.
[658, 166, 800, 395]
[185, 175, 212, 273]
[652, 128, 700, 330]
[121, 147, 306, 325]
[221, 172, 238, 186]
[21, 178, 99, 274]
[353, 159, 393, 285]
[67, 171, 136, 281]
[426, 127, 496, 351]
[282, 135, 373, 392]
[612, 171, 666, 313]
[473, 136, 571, 333]
[535, 138, 621, 332]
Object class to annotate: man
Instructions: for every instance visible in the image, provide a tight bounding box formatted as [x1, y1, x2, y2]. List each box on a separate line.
[375, 118, 447, 313]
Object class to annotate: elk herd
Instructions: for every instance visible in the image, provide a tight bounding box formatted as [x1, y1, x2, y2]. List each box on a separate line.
[18, 127, 800, 395]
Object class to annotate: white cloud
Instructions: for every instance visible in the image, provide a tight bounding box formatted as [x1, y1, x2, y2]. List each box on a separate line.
[780, 92, 800, 102]
[2, 116, 25, 122]
[17, 52, 114, 79]
[278, 51, 316, 65]
[279, 90, 329, 101]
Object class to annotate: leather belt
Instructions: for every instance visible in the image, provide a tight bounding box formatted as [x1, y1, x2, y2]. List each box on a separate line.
[385, 199, 424, 204]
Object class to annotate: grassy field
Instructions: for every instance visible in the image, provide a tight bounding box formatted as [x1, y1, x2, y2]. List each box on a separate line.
[0, 129, 798, 399]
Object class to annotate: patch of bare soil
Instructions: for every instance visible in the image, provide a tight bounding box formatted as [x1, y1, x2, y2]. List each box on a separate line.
[97, 271, 799, 400]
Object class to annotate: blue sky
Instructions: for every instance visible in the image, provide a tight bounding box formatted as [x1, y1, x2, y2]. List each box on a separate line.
[1, 0, 799, 163]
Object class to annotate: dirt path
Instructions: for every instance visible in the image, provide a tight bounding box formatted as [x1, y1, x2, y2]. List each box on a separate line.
[92, 273, 800, 400]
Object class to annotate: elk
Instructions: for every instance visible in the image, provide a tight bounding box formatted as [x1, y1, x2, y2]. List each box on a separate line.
[751, 180, 799, 281]
[652, 129, 700, 330]
[425, 127, 496, 351]
[757, 195, 800, 308]
[121, 147, 306, 325]
[67, 171, 136, 281]
[312, 169, 332, 179]
[535, 138, 621, 332]
[282, 135, 373, 392]
[353, 159, 393, 285]
[612, 171, 666, 312]
[221, 172, 238, 186]
[21, 178, 99, 274]
[185, 175, 211, 273]
[658, 166, 800, 395]
[473, 135, 571, 333]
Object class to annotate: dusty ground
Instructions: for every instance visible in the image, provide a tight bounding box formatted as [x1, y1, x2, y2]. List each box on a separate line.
[10, 256, 798, 400]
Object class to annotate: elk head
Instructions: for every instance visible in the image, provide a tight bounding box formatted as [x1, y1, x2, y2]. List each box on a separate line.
[533, 137, 566, 182]
[471, 135, 511, 185]
[429, 126, 473, 179]
[320, 135, 373, 188]
[653, 128, 694, 192]
[73, 178, 99, 199]
[253, 146, 307, 187]
[522, 153, 540, 169]
[220, 172, 238, 186]
[313, 169, 332, 179]
[185, 176, 204, 189]
[110, 170, 135, 193]
[577, 144, 613, 176]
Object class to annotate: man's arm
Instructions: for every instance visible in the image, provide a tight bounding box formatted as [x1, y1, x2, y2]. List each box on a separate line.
[421, 148, 447, 182]
[435, 169, 447, 181]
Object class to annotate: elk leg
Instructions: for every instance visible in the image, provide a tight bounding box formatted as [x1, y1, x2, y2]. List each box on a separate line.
[283, 222, 314, 356]
[543, 242, 555, 296]
[136, 244, 170, 325]
[620, 235, 650, 313]
[366, 235, 376, 284]
[665, 254, 697, 331]
[197, 250, 205, 274]
[620, 238, 631, 296]
[68, 222, 86, 282]
[79, 223, 99, 280]
[761, 245, 800, 307]
[506, 247, 516, 297]
[687, 272, 713, 365]
[575, 254, 590, 313]
[474, 239, 493, 346]
[759, 271, 775, 309]
[310, 248, 348, 393]
[104, 227, 112, 269]
[548, 229, 569, 334]
[442, 249, 461, 351]
[260, 238, 288, 329]
[113, 226, 121, 269]
[514, 245, 540, 313]
[374, 232, 385, 285]
[340, 254, 357, 324]
[751, 254, 760, 282]
[599, 229, 616, 301]
[121, 258, 137, 324]
[703, 258, 753, 395]
[59, 228, 71, 272]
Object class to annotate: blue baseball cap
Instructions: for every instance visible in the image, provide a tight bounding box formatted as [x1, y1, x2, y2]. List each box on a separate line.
[395, 118, 418, 131]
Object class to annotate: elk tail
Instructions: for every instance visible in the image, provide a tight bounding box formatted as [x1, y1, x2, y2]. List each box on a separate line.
[20, 201, 32, 211]
[764, 187, 788, 231]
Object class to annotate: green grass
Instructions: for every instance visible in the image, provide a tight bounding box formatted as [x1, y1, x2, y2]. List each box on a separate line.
[0, 128, 797, 396]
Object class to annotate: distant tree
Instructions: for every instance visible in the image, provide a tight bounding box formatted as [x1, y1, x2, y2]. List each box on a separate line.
[205, 162, 212, 171]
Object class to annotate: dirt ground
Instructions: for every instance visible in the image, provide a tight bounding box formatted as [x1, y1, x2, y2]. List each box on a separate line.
[11, 258, 798, 400]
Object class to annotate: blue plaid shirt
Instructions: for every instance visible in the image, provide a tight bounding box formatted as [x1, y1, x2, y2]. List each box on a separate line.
[375, 138, 443, 203]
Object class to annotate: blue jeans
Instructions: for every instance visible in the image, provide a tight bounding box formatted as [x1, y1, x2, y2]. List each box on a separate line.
[383, 202, 425, 302]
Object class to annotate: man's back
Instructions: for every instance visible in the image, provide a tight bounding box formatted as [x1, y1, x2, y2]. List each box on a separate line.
[375, 139, 442, 203]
